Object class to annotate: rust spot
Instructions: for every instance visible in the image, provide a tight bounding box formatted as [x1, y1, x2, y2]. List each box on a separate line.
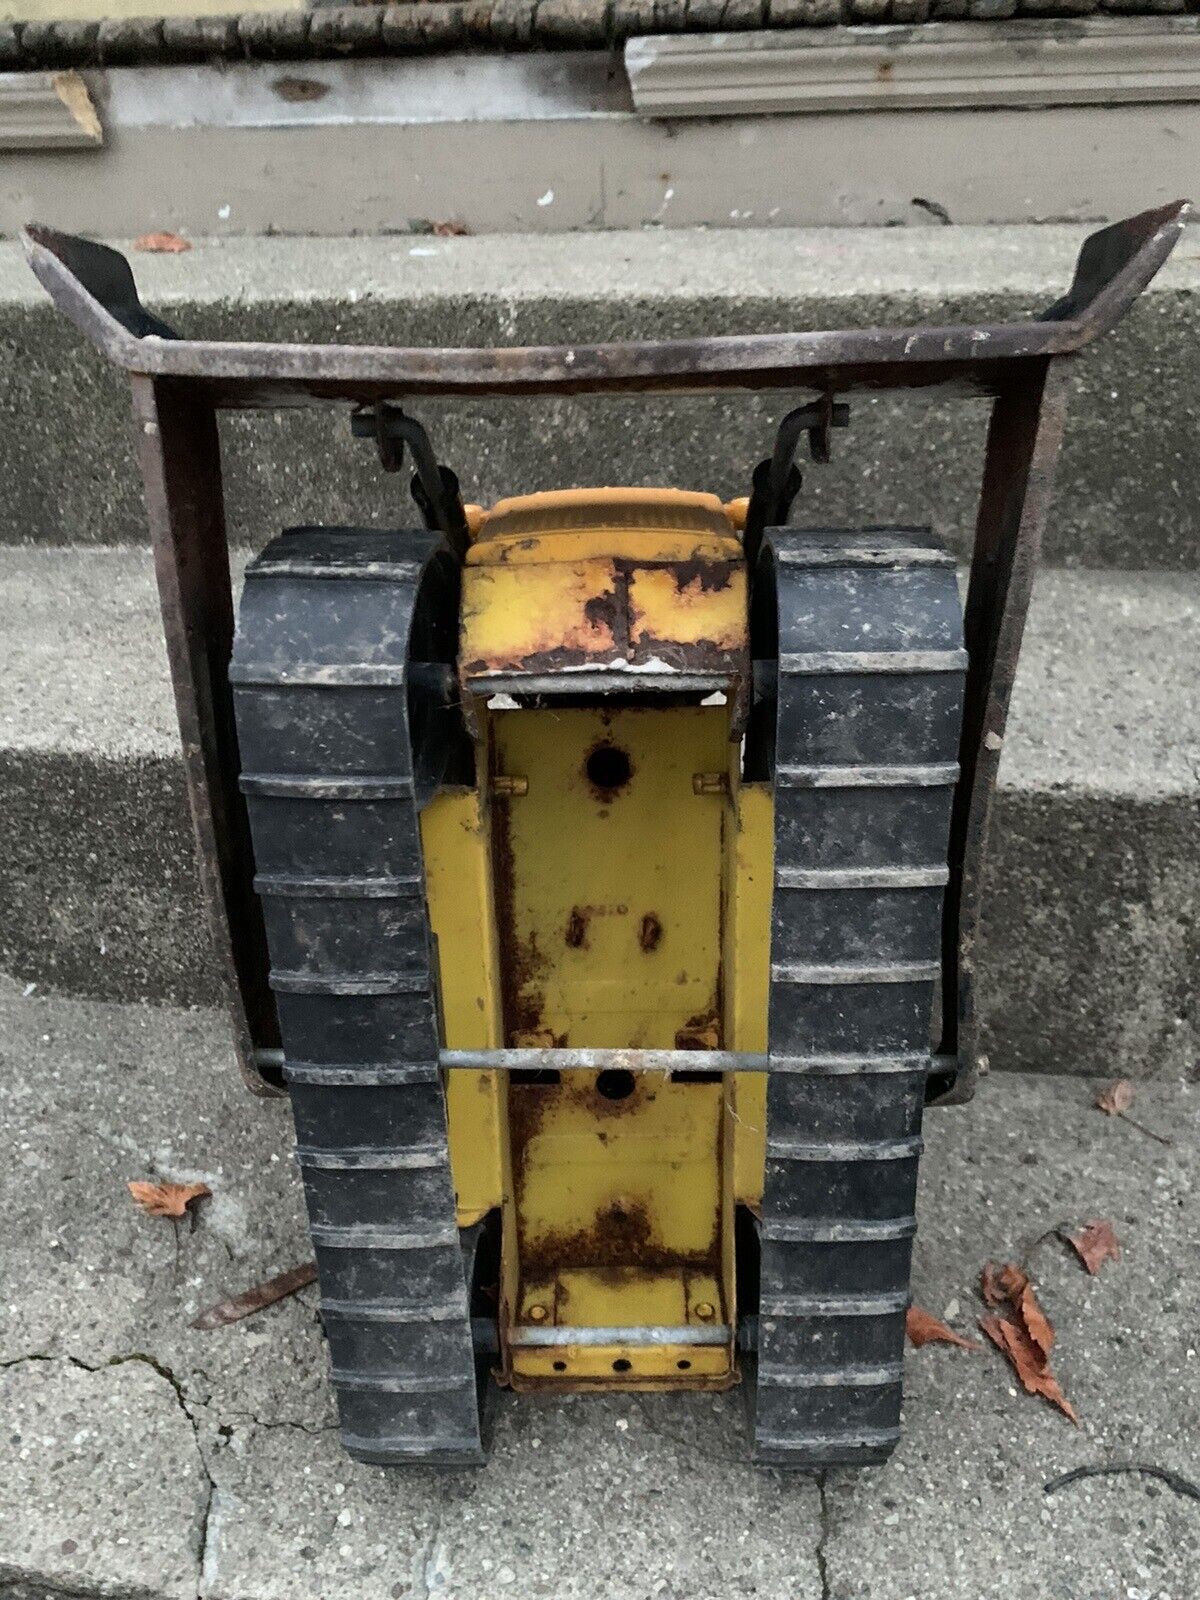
[675, 1006, 721, 1051]
[271, 75, 329, 102]
[639, 913, 663, 953]
[666, 558, 735, 595]
[877, 59, 894, 82]
[583, 587, 621, 633]
[565, 907, 590, 949]
[490, 772, 550, 1043]
[518, 1196, 713, 1280]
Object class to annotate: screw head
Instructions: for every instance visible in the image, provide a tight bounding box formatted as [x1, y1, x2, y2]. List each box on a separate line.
[694, 1301, 716, 1321]
[528, 1303, 549, 1323]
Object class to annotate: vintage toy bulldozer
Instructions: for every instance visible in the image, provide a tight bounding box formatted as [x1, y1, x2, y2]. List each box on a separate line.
[25, 203, 1186, 1468]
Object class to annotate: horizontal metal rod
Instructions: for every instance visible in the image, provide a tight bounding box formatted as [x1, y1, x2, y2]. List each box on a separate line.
[257, 1046, 958, 1077]
[508, 1323, 732, 1348]
[440, 1047, 765, 1072]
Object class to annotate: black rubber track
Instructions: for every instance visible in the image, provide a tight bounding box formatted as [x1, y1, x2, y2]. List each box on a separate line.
[749, 527, 966, 1468]
[231, 525, 491, 1466]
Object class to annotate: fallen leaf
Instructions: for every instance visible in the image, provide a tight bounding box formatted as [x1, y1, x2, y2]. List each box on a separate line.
[1095, 1078, 1135, 1116]
[1092, 1079, 1171, 1144]
[51, 70, 101, 144]
[191, 1261, 318, 1330]
[980, 1313, 1078, 1424]
[1063, 1219, 1121, 1276]
[128, 1179, 210, 1218]
[980, 1261, 1005, 1308]
[906, 1305, 982, 1351]
[980, 1260, 1028, 1308]
[432, 219, 471, 237]
[1017, 1283, 1055, 1361]
[133, 231, 192, 254]
[998, 1262, 1029, 1300]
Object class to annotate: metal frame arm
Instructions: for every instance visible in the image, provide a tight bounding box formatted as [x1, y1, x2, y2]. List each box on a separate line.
[22, 204, 1187, 401]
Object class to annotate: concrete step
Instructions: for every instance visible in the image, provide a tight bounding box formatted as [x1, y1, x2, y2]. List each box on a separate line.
[0, 547, 1195, 1079]
[3, 223, 1200, 567]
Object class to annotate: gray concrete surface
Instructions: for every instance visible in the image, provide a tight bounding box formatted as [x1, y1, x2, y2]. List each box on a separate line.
[1, 982, 1197, 1598]
[2, 224, 1200, 567]
[1, 549, 1195, 1078]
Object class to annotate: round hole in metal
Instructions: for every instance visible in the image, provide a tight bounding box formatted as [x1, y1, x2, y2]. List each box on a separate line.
[596, 1068, 636, 1101]
[612, 1358, 632, 1373]
[585, 744, 632, 794]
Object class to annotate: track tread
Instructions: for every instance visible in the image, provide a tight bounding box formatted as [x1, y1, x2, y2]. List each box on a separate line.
[233, 526, 488, 1467]
[752, 525, 965, 1469]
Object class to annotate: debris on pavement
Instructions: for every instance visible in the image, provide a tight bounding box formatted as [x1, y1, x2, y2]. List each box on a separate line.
[980, 1260, 1030, 1309]
[127, 1179, 210, 1218]
[1094, 1078, 1172, 1145]
[1044, 1463, 1200, 1503]
[1095, 1078, 1135, 1116]
[905, 1305, 982, 1351]
[1060, 1219, 1122, 1276]
[133, 231, 192, 253]
[192, 1261, 318, 1330]
[978, 1261, 1078, 1424]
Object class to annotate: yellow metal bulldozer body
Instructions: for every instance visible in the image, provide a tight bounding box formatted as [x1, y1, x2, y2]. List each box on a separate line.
[420, 488, 771, 1392]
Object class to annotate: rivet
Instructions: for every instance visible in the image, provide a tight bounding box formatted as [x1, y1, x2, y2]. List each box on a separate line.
[493, 775, 529, 797]
[528, 1303, 549, 1323]
[694, 1301, 716, 1321]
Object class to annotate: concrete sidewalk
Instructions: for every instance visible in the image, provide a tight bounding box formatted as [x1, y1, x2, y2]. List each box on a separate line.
[2, 982, 1197, 1600]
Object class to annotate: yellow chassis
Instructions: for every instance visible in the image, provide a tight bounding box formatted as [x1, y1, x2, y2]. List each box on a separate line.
[421, 488, 770, 1392]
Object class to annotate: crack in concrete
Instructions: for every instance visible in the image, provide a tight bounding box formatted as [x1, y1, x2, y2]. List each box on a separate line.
[815, 1471, 832, 1600]
[415, 1499, 446, 1600]
[2, 1348, 343, 1597]
[2, 1350, 215, 1598]
[2, 1344, 233, 1593]
[207, 1405, 338, 1437]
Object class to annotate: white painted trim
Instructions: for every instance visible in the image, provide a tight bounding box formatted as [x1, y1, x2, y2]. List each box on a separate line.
[626, 19, 1200, 118]
[0, 70, 102, 148]
[96, 52, 630, 131]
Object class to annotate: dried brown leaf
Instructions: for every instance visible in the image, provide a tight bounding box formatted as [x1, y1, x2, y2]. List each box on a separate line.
[191, 1261, 318, 1330]
[432, 219, 470, 237]
[1017, 1283, 1055, 1361]
[1064, 1219, 1122, 1276]
[1095, 1078, 1135, 1116]
[980, 1262, 1005, 1308]
[906, 1305, 982, 1352]
[979, 1313, 1078, 1425]
[133, 231, 192, 254]
[980, 1260, 1028, 1308]
[998, 1262, 1029, 1301]
[128, 1179, 210, 1218]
